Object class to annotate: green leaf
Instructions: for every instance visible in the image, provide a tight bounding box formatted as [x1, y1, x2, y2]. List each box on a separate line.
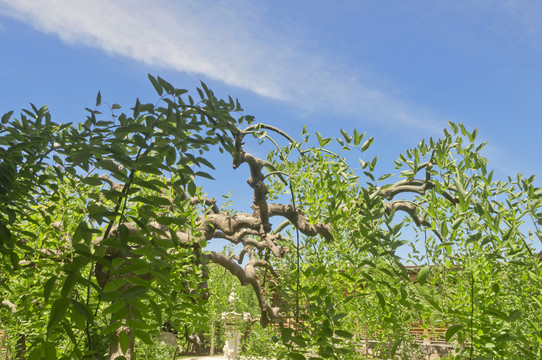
[102, 320, 123, 336]
[28, 347, 41, 360]
[353, 129, 364, 146]
[340, 129, 352, 144]
[322, 323, 333, 337]
[72, 221, 94, 245]
[130, 195, 169, 207]
[315, 132, 332, 147]
[149, 299, 162, 326]
[119, 223, 129, 256]
[103, 279, 126, 293]
[375, 291, 386, 310]
[476, 140, 488, 152]
[335, 329, 353, 339]
[72, 151, 93, 167]
[132, 178, 162, 192]
[495, 333, 514, 342]
[119, 330, 130, 355]
[62, 321, 79, 348]
[378, 173, 393, 182]
[370, 155, 379, 170]
[361, 136, 374, 151]
[43, 276, 57, 304]
[426, 297, 442, 312]
[118, 285, 148, 300]
[453, 176, 466, 200]
[165, 146, 177, 166]
[133, 98, 141, 118]
[70, 299, 94, 324]
[195, 171, 214, 180]
[195, 156, 216, 170]
[44, 341, 58, 360]
[445, 324, 463, 342]
[157, 76, 174, 94]
[471, 127, 478, 141]
[148, 74, 163, 96]
[96, 91, 101, 106]
[417, 265, 430, 285]
[451, 217, 463, 230]
[290, 335, 307, 347]
[288, 352, 306, 360]
[47, 298, 70, 337]
[103, 300, 126, 315]
[81, 176, 104, 186]
[137, 164, 163, 175]
[187, 182, 197, 196]
[508, 309, 522, 322]
[132, 328, 153, 345]
[61, 271, 80, 298]
[1, 110, 13, 124]
[487, 308, 508, 321]
[363, 171, 375, 182]
[400, 287, 408, 301]
[332, 312, 348, 322]
[440, 221, 448, 238]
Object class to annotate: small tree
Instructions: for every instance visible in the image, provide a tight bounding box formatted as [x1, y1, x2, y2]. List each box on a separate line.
[0, 76, 540, 360]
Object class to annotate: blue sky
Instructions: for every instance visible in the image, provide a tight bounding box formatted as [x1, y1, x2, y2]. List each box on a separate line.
[1, 0, 541, 206]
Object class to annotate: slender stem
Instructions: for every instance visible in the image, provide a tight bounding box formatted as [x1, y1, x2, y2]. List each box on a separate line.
[288, 180, 301, 327]
[470, 272, 474, 360]
[242, 123, 295, 144]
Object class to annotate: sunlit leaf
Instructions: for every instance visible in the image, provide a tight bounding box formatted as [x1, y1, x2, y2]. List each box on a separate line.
[417, 265, 430, 285]
[445, 324, 463, 342]
[361, 136, 374, 151]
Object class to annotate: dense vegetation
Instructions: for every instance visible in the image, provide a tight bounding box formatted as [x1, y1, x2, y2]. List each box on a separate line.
[0, 76, 540, 359]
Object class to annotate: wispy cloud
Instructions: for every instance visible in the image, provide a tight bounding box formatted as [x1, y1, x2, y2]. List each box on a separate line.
[425, 0, 542, 54]
[0, 0, 448, 132]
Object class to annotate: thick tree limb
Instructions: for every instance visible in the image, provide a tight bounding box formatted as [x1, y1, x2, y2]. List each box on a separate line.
[1, 300, 17, 313]
[203, 250, 280, 327]
[385, 200, 444, 241]
[268, 203, 333, 241]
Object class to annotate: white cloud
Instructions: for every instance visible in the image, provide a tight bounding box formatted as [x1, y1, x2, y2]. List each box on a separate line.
[426, 0, 542, 54]
[0, 0, 446, 132]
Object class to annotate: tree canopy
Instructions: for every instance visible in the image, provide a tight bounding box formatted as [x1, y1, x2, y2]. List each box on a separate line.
[0, 76, 540, 360]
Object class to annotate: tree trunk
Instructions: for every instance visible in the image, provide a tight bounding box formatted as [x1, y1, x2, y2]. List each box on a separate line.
[15, 333, 26, 360]
[108, 324, 134, 360]
[209, 322, 216, 356]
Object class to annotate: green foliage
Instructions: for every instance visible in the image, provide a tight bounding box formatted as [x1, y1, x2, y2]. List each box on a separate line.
[0, 76, 540, 360]
[0, 76, 248, 358]
[259, 121, 541, 359]
[133, 338, 178, 360]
